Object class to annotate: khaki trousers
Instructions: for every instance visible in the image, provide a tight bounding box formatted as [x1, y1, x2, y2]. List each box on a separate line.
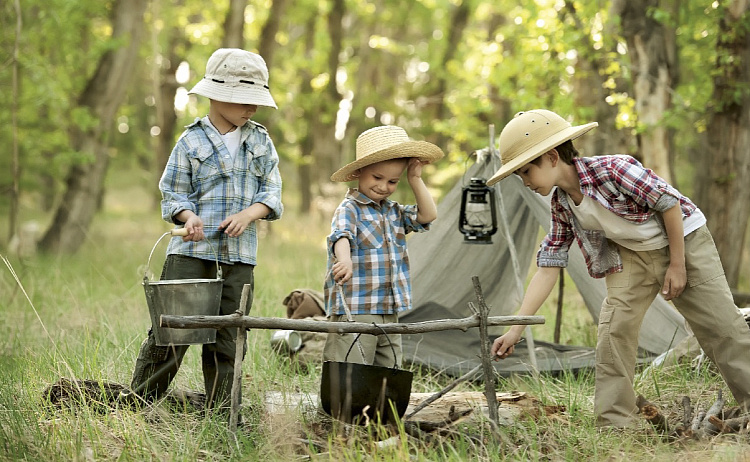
[597, 225, 750, 427]
[323, 314, 402, 368]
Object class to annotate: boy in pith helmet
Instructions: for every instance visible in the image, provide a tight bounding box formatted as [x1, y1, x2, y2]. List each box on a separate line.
[323, 125, 443, 368]
[489, 109, 750, 428]
[125, 48, 283, 417]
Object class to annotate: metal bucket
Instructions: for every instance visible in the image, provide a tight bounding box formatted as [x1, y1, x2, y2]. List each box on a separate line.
[320, 333, 413, 424]
[142, 230, 223, 346]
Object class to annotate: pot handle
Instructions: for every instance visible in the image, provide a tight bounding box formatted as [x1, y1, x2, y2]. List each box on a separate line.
[345, 323, 399, 369]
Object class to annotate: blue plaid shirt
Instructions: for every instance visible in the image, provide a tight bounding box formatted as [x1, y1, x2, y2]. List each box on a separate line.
[539, 155, 697, 278]
[324, 189, 429, 316]
[160, 116, 283, 265]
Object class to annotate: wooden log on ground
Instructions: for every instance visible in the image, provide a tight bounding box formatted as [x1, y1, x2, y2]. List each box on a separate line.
[636, 395, 669, 433]
[161, 313, 545, 334]
[708, 414, 750, 433]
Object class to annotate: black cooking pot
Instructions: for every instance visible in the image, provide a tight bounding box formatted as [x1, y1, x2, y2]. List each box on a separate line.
[320, 333, 413, 424]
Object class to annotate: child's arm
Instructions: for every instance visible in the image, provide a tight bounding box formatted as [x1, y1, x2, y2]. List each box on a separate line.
[491, 266, 559, 359]
[407, 159, 437, 224]
[332, 238, 353, 284]
[661, 204, 687, 300]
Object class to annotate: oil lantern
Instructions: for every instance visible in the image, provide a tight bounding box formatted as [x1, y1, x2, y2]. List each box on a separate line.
[458, 177, 498, 244]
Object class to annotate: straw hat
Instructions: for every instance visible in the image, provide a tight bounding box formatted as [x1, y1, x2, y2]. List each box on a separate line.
[486, 110, 597, 186]
[331, 125, 444, 182]
[189, 48, 277, 108]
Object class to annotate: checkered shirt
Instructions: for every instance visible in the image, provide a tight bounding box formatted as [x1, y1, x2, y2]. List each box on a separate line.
[538, 155, 698, 278]
[160, 116, 283, 265]
[324, 189, 429, 316]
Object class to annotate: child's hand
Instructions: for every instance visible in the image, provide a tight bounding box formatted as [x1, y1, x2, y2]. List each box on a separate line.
[491, 331, 522, 360]
[219, 212, 252, 237]
[407, 158, 425, 180]
[332, 259, 353, 285]
[183, 215, 205, 242]
[662, 262, 687, 300]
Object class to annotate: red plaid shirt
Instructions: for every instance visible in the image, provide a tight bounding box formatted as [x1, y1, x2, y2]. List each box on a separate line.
[538, 155, 698, 278]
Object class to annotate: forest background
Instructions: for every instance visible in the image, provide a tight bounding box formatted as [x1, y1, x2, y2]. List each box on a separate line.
[2, 0, 750, 283]
[2, 0, 750, 459]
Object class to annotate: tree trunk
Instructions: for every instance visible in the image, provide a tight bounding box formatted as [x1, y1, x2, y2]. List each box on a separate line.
[694, 0, 750, 288]
[612, 0, 676, 181]
[258, 0, 288, 70]
[563, 1, 634, 158]
[425, 1, 471, 149]
[39, 0, 149, 253]
[222, 0, 247, 48]
[9, 0, 21, 241]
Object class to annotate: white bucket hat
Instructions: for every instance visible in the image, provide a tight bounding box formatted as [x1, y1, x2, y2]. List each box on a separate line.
[486, 109, 597, 186]
[188, 48, 277, 108]
[331, 125, 444, 182]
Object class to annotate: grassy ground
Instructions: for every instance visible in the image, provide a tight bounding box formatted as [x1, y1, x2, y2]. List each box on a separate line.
[2, 184, 750, 460]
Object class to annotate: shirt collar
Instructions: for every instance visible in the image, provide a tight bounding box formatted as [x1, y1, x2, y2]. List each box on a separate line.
[346, 188, 393, 208]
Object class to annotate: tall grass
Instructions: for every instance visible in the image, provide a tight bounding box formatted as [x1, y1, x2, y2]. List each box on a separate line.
[2, 202, 750, 460]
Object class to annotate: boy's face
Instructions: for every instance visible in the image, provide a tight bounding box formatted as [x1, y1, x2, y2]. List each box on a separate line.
[355, 158, 408, 203]
[210, 100, 258, 133]
[514, 151, 556, 196]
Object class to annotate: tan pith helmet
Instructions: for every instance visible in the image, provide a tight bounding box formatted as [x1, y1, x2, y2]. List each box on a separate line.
[487, 109, 598, 186]
[331, 125, 444, 182]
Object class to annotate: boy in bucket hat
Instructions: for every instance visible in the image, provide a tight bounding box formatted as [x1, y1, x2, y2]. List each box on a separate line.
[489, 109, 750, 428]
[323, 125, 443, 367]
[124, 48, 283, 416]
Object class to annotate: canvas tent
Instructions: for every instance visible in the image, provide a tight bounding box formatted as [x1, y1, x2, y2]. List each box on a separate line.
[401, 151, 690, 377]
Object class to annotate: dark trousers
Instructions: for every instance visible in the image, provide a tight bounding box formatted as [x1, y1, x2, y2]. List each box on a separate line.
[130, 254, 254, 411]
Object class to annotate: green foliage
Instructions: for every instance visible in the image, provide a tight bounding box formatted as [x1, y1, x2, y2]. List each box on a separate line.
[1, 0, 738, 238]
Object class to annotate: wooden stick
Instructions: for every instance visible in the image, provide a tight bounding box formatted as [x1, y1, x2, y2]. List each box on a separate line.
[161, 314, 545, 334]
[472, 276, 499, 426]
[681, 395, 693, 430]
[700, 390, 724, 435]
[404, 363, 484, 420]
[229, 284, 252, 434]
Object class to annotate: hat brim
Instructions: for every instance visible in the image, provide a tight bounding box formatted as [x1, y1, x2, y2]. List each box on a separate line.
[486, 122, 597, 186]
[189, 79, 278, 108]
[331, 141, 444, 182]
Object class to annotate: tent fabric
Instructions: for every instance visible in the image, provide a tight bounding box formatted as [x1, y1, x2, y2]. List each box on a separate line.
[402, 302, 597, 378]
[401, 153, 688, 376]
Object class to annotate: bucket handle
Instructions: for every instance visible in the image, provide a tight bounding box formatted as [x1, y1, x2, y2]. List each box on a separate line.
[143, 229, 222, 282]
[344, 324, 399, 369]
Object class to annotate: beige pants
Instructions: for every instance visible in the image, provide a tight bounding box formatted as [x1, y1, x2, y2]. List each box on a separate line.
[597, 225, 750, 427]
[323, 314, 402, 368]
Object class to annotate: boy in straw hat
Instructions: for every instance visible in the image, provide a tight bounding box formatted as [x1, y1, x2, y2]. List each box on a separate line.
[488, 109, 750, 428]
[125, 48, 283, 416]
[323, 125, 443, 367]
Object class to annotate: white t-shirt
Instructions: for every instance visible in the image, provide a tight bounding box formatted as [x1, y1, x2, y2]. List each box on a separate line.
[204, 116, 242, 163]
[567, 193, 706, 251]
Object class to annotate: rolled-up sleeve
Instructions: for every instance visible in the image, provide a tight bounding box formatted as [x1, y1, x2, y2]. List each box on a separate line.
[252, 137, 284, 221]
[160, 137, 197, 223]
[537, 198, 573, 268]
[328, 203, 356, 250]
